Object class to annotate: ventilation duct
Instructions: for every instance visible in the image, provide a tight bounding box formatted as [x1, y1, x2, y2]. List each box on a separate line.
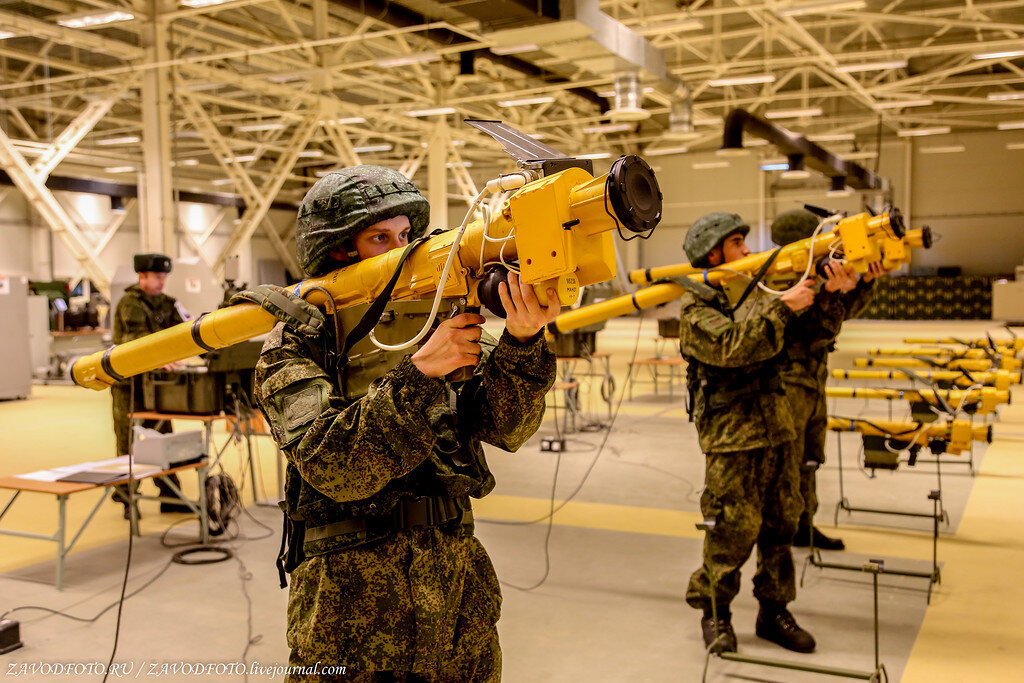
[608, 72, 650, 121]
[667, 87, 695, 138]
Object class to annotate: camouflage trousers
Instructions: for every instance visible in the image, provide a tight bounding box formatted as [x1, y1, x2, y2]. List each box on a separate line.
[785, 383, 829, 529]
[110, 381, 179, 502]
[686, 444, 803, 609]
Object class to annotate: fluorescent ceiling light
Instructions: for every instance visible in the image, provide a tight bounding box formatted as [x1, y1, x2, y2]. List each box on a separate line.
[297, 149, 324, 158]
[377, 53, 440, 68]
[497, 95, 556, 107]
[490, 44, 539, 55]
[843, 151, 878, 160]
[530, 133, 547, 140]
[636, 18, 704, 35]
[972, 49, 1024, 61]
[267, 74, 302, 83]
[920, 145, 965, 154]
[104, 166, 136, 173]
[836, 59, 907, 73]
[323, 117, 367, 125]
[211, 178, 234, 185]
[353, 144, 393, 153]
[873, 98, 933, 109]
[645, 146, 690, 156]
[997, 121, 1024, 130]
[1007, 142, 1024, 150]
[404, 107, 456, 117]
[180, 0, 236, 7]
[782, 169, 812, 179]
[224, 154, 257, 162]
[582, 123, 634, 134]
[693, 161, 730, 169]
[235, 122, 285, 132]
[173, 159, 200, 166]
[765, 107, 822, 119]
[0, 30, 15, 40]
[897, 127, 950, 137]
[708, 74, 776, 87]
[446, 161, 473, 168]
[760, 162, 789, 171]
[987, 92, 1024, 101]
[777, 0, 865, 17]
[96, 135, 140, 146]
[577, 152, 612, 160]
[57, 9, 134, 28]
[807, 132, 856, 142]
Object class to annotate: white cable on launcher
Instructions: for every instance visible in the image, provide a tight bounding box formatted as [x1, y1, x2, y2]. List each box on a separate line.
[757, 213, 842, 296]
[369, 171, 535, 353]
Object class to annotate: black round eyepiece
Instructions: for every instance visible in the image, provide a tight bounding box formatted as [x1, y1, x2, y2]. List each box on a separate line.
[921, 225, 933, 249]
[607, 155, 662, 234]
[887, 206, 906, 239]
[477, 266, 510, 319]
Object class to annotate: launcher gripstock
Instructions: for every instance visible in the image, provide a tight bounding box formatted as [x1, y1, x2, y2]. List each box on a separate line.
[854, 355, 1023, 372]
[831, 368, 1021, 391]
[825, 386, 1010, 415]
[71, 149, 663, 390]
[547, 211, 924, 336]
[628, 208, 927, 286]
[827, 417, 991, 455]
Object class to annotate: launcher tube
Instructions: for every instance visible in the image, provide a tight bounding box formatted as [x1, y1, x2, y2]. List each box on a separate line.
[826, 417, 991, 443]
[831, 368, 1020, 389]
[853, 357, 1021, 372]
[825, 387, 1008, 414]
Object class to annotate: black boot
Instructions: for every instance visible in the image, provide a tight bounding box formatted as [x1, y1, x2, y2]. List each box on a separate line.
[700, 606, 737, 653]
[793, 524, 845, 551]
[755, 603, 816, 653]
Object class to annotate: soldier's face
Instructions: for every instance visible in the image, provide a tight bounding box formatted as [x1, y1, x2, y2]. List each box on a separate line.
[352, 215, 412, 260]
[138, 272, 167, 296]
[719, 232, 750, 264]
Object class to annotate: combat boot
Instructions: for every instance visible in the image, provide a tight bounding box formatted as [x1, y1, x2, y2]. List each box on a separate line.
[793, 524, 845, 551]
[700, 606, 737, 653]
[755, 602, 816, 653]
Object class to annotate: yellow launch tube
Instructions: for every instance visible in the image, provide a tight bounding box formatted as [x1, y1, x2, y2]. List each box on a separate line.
[831, 368, 1021, 390]
[854, 356, 1021, 372]
[904, 337, 1024, 353]
[628, 212, 918, 285]
[826, 417, 991, 444]
[73, 159, 663, 390]
[869, 347, 990, 359]
[825, 386, 1008, 414]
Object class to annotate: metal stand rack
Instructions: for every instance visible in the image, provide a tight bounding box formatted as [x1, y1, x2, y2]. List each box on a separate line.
[697, 519, 888, 682]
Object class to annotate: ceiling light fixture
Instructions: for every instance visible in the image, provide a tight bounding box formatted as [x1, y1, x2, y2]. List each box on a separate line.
[897, 127, 951, 137]
[920, 145, 966, 154]
[782, 154, 811, 179]
[582, 123, 634, 134]
[0, 30, 15, 40]
[827, 176, 852, 197]
[235, 122, 285, 132]
[404, 107, 456, 117]
[446, 161, 473, 168]
[96, 135, 140, 146]
[777, 0, 866, 17]
[323, 117, 367, 125]
[1007, 142, 1024, 150]
[224, 154, 257, 162]
[764, 107, 823, 119]
[807, 132, 856, 142]
[577, 152, 613, 160]
[760, 162, 789, 171]
[377, 53, 440, 68]
[873, 98, 933, 109]
[180, 0, 236, 7]
[57, 9, 134, 28]
[497, 95, 556, 107]
[987, 91, 1024, 101]
[693, 161, 731, 169]
[104, 166, 136, 174]
[997, 121, 1024, 130]
[836, 59, 907, 73]
[645, 146, 690, 156]
[489, 44, 539, 55]
[174, 159, 200, 166]
[297, 150, 324, 158]
[708, 74, 776, 87]
[353, 144, 393, 153]
[972, 49, 1024, 60]
[843, 151, 878, 160]
[211, 178, 234, 185]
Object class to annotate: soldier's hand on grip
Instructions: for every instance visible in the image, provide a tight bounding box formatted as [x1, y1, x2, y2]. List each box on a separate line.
[822, 261, 858, 293]
[781, 279, 816, 312]
[499, 271, 561, 343]
[412, 312, 485, 378]
[861, 260, 888, 283]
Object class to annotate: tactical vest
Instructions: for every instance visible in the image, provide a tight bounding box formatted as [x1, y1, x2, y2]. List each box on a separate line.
[275, 298, 484, 587]
[676, 279, 784, 421]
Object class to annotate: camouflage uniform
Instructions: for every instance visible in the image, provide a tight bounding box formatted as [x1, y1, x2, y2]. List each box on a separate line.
[111, 284, 185, 501]
[783, 281, 875, 528]
[256, 317, 555, 681]
[680, 282, 801, 609]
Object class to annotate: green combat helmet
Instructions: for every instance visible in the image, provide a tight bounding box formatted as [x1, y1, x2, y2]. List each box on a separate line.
[683, 211, 750, 267]
[771, 209, 819, 247]
[296, 165, 430, 277]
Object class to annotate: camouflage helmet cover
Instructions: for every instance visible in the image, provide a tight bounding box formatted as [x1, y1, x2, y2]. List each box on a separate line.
[296, 165, 430, 276]
[683, 211, 750, 266]
[771, 209, 819, 247]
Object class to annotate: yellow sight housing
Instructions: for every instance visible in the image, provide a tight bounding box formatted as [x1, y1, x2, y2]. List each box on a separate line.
[73, 156, 663, 390]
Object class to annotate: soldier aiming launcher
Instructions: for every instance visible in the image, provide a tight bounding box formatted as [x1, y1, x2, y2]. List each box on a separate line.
[547, 208, 928, 335]
[72, 120, 663, 390]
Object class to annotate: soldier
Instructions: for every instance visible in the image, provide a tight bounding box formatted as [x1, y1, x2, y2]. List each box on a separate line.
[679, 211, 821, 655]
[251, 166, 559, 681]
[110, 253, 193, 518]
[771, 209, 885, 551]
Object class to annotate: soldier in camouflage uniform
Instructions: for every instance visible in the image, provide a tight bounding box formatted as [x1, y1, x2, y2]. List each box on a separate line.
[679, 212, 823, 655]
[771, 209, 886, 551]
[110, 253, 193, 518]
[252, 166, 559, 681]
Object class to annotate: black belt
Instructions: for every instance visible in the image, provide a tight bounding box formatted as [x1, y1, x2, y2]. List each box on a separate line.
[304, 495, 472, 543]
